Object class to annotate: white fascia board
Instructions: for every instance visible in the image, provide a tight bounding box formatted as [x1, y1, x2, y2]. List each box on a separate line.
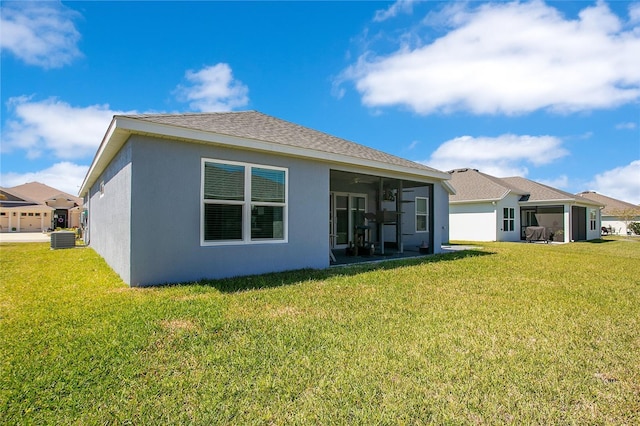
[80, 116, 451, 196]
[441, 180, 456, 195]
[574, 199, 605, 208]
[450, 198, 502, 205]
[79, 117, 120, 197]
[519, 198, 601, 207]
[519, 199, 571, 205]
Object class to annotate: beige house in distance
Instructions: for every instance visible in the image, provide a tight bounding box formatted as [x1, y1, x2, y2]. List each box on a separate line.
[577, 191, 640, 235]
[0, 182, 82, 233]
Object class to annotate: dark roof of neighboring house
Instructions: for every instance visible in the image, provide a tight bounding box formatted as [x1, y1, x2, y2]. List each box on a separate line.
[80, 111, 452, 197]
[576, 191, 640, 215]
[448, 168, 602, 206]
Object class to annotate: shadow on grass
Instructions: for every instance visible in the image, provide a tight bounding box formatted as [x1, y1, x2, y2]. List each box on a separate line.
[586, 238, 617, 244]
[191, 249, 493, 293]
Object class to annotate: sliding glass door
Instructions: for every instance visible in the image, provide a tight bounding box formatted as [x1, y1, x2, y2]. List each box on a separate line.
[331, 193, 367, 248]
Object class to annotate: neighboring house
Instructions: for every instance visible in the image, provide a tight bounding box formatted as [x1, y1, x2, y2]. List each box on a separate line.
[0, 182, 82, 232]
[448, 168, 603, 242]
[79, 111, 454, 286]
[577, 191, 640, 235]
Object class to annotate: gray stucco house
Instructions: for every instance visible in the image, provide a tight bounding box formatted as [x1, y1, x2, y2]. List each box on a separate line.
[79, 111, 454, 286]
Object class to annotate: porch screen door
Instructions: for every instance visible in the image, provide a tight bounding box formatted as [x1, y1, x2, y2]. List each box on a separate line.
[335, 195, 349, 245]
[332, 193, 366, 248]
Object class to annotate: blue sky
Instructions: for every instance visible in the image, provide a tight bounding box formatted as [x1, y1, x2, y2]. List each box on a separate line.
[1, 0, 639, 203]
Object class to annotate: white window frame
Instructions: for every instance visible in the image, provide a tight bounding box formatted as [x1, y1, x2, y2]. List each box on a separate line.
[589, 209, 597, 231]
[415, 197, 429, 233]
[503, 207, 515, 232]
[201, 158, 288, 246]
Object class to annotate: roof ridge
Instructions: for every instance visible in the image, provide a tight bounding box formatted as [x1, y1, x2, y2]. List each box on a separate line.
[121, 110, 258, 119]
[577, 190, 639, 210]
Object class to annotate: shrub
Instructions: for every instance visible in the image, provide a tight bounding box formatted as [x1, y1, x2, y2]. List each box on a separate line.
[628, 222, 640, 235]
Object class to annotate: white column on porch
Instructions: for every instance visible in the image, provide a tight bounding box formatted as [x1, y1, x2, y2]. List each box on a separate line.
[563, 204, 571, 243]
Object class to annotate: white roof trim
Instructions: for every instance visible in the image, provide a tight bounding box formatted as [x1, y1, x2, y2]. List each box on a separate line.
[450, 197, 503, 205]
[441, 180, 456, 195]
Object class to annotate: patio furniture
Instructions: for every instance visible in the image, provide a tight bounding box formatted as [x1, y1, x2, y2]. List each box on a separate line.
[525, 226, 547, 243]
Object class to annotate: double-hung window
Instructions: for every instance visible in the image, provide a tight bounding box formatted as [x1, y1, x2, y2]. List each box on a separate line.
[416, 197, 429, 232]
[202, 159, 287, 245]
[589, 209, 597, 230]
[503, 207, 515, 232]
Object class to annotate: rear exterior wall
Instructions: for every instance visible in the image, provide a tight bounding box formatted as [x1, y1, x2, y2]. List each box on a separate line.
[449, 203, 497, 242]
[128, 135, 329, 286]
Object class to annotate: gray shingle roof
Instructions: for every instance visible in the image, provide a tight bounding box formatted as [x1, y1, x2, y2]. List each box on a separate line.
[501, 177, 581, 202]
[448, 168, 602, 206]
[120, 111, 442, 174]
[577, 191, 639, 215]
[447, 168, 527, 202]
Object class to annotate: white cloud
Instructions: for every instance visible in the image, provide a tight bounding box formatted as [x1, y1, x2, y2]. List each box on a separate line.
[2, 97, 132, 160]
[342, 1, 640, 115]
[0, 162, 88, 196]
[0, 1, 82, 68]
[589, 160, 640, 205]
[374, 0, 416, 23]
[629, 3, 640, 25]
[175, 63, 249, 112]
[615, 121, 638, 130]
[425, 134, 568, 177]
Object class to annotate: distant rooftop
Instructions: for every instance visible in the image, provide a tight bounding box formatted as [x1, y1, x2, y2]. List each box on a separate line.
[577, 191, 639, 215]
[448, 168, 602, 206]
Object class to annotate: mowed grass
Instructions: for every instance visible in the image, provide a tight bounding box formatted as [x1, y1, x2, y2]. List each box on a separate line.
[1, 239, 639, 424]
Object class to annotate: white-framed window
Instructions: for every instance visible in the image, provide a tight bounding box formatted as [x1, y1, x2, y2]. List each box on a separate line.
[416, 197, 429, 232]
[589, 209, 597, 230]
[201, 158, 287, 245]
[503, 207, 515, 232]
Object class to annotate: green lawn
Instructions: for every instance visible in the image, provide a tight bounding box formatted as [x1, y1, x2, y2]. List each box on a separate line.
[1, 239, 639, 424]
